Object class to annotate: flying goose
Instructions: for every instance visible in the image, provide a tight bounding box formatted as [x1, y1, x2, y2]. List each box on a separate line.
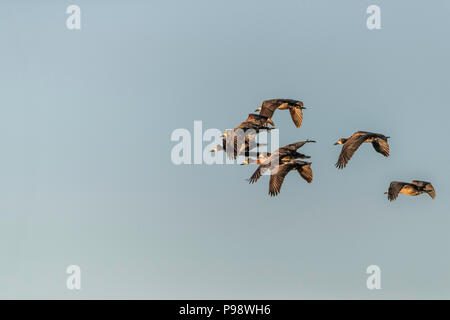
[334, 131, 390, 169]
[256, 99, 306, 128]
[385, 180, 436, 201]
[217, 114, 274, 159]
[248, 140, 315, 184]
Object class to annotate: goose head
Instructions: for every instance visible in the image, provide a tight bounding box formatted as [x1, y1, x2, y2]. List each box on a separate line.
[334, 138, 347, 145]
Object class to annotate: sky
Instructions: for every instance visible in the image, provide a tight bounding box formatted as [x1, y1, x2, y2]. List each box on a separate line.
[0, 0, 449, 299]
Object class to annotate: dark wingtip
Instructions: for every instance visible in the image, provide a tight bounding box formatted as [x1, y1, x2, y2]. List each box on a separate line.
[335, 163, 345, 169]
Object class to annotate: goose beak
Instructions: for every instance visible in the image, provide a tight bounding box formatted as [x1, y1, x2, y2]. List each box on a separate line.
[333, 142, 338, 145]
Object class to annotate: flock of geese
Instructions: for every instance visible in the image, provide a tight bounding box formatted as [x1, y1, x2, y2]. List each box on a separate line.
[211, 98, 436, 200]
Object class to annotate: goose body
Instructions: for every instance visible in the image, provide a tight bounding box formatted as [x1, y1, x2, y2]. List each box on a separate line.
[241, 152, 271, 165]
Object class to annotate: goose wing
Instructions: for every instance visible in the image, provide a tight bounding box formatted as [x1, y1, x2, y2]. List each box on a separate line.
[412, 180, 436, 199]
[222, 136, 237, 159]
[223, 134, 241, 159]
[258, 100, 282, 119]
[225, 129, 260, 159]
[235, 121, 254, 130]
[236, 135, 257, 156]
[425, 184, 436, 199]
[236, 114, 265, 130]
[295, 162, 313, 183]
[281, 140, 316, 152]
[268, 162, 296, 196]
[387, 181, 408, 201]
[248, 165, 269, 184]
[245, 113, 268, 122]
[371, 137, 390, 157]
[335, 132, 370, 169]
[411, 180, 430, 187]
[289, 107, 304, 128]
[248, 166, 262, 184]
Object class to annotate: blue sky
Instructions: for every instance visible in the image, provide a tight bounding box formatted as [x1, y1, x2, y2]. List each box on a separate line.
[0, 0, 449, 298]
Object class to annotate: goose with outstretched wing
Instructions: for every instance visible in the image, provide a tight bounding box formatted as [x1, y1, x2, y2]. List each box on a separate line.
[385, 180, 436, 201]
[334, 131, 390, 169]
[248, 140, 315, 184]
[256, 99, 307, 128]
